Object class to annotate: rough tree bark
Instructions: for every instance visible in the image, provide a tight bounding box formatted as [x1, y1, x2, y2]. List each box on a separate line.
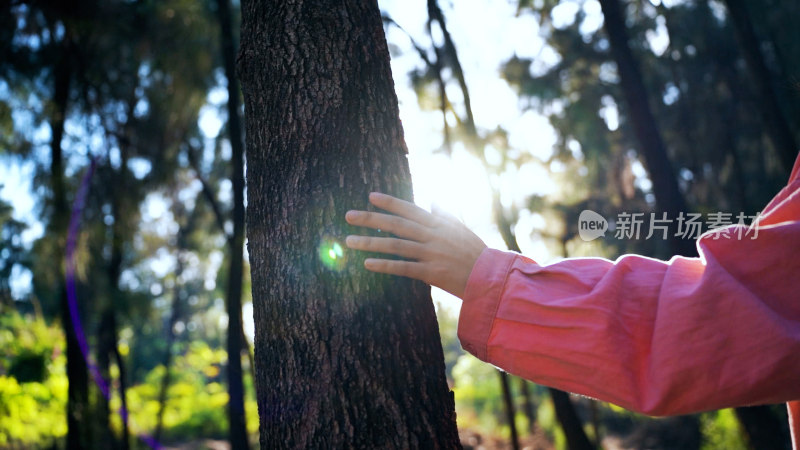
[238, 0, 461, 448]
[214, 0, 249, 447]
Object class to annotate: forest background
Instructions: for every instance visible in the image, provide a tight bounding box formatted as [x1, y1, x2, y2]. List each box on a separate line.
[1, 0, 798, 448]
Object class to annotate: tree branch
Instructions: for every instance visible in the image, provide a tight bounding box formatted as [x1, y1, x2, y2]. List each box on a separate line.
[186, 146, 231, 242]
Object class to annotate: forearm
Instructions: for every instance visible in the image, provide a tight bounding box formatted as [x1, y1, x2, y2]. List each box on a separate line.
[459, 225, 800, 415]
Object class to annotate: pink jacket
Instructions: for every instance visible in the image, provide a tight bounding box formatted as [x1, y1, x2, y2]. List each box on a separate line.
[458, 154, 800, 446]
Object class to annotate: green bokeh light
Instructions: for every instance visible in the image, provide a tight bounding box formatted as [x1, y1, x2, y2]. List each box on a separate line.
[318, 238, 346, 271]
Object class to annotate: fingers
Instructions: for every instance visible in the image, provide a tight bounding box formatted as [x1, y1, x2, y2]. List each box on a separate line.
[346, 192, 436, 285]
[345, 235, 426, 259]
[345, 210, 429, 240]
[363, 258, 426, 280]
[368, 192, 437, 227]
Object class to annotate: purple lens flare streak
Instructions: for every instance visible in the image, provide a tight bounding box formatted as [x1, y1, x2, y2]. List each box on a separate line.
[65, 158, 160, 449]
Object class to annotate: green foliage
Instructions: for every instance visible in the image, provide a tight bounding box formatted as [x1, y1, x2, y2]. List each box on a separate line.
[0, 196, 28, 305]
[111, 340, 258, 443]
[434, 303, 465, 382]
[451, 354, 505, 434]
[700, 409, 747, 450]
[0, 306, 255, 448]
[0, 311, 67, 447]
[536, 397, 566, 449]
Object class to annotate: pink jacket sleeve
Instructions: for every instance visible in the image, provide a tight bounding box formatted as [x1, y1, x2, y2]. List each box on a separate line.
[458, 155, 800, 417]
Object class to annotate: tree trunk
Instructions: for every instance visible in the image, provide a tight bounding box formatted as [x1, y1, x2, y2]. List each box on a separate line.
[51, 36, 91, 450]
[598, 0, 695, 257]
[95, 308, 128, 449]
[96, 309, 117, 448]
[238, 0, 461, 448]
[549, 389, 595, 450]
[112, 325, 130, 450]
[492, 196, 594, 450]
[155, 215, 190, 443]
[735, 405, 791, 450]
[95, 145, 131, 450]
[499, 371, 520, 450]
[518, 378, 537, 435]
[154, 256, 181, 444]
[723, 0, 798, 172]
[215, 0, 249, 447]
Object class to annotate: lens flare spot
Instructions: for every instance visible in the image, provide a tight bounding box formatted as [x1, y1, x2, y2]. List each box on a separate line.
[319, 239, 346, 271]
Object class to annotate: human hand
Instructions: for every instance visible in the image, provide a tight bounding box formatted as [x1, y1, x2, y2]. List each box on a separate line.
[345, 192, 487, 299]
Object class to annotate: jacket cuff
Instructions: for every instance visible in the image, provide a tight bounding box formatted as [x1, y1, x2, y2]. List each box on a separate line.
[457, 248, 517, 361]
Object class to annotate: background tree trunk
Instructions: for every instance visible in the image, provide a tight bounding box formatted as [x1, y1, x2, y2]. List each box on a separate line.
[598, 0, 695, 257]
[96, 144, 130, 450]
[498, 371, 521, 450]
[112, 332, 130, 450]
[238, 0, 461, 447]
[518, 378, 537, 435]
[549, 388, 595, 450]
[723, 0, 798, 172]
[215, 0, 250, 447]
[51, 36, 91, 450]
[493, 197, 594, 450]
[154, 224, 187, 445]
[154, 200, 197, 444]
[735, 405, 791, 450]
